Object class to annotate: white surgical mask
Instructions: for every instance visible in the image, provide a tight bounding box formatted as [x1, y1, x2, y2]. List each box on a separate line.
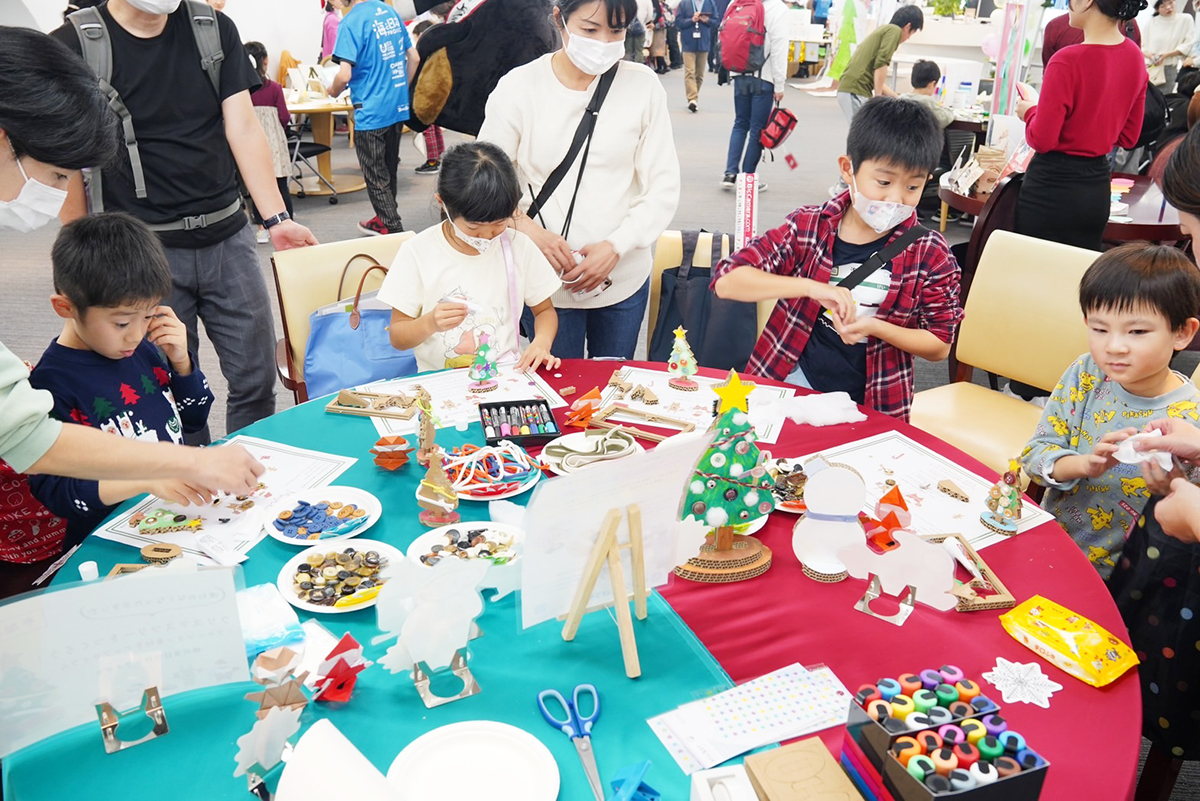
[850, 176, 916, 234]
[124, 0, 183, 14]
[445, 211, 498, 255]
[0, 150, 68, 233]
[563, 27, 626, 75]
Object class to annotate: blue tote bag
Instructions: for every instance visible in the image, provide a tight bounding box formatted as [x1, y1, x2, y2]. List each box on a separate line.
[303, 254, 417, 398]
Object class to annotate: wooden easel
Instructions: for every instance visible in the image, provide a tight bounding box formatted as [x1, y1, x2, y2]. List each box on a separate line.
[561, 505, 648, 679]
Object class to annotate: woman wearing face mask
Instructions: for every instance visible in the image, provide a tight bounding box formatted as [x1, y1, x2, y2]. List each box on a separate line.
[478, 0, 681, 361]
[1014, 0, 1148, 252]
[0, 27, 264, 597]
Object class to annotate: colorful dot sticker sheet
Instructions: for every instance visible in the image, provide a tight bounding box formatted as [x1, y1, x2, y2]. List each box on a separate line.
[647, 663, 851, 773]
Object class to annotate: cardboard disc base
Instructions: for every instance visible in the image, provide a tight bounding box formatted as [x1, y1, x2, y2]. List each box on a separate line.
[668, 377, 699, 391]
[419, 510, 460, 528]
[675, 534, 773, 583]
[980, 513, 1018, 537]
[801, 564, 848, 583]
[468, 381, 498, 393]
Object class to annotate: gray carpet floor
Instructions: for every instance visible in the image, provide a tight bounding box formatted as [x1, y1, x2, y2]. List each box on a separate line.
[1, 65, 1196, 795]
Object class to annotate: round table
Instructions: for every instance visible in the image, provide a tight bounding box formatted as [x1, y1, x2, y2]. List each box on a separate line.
[285, 98, 366, 197]
[939, 171, 1184, 242]
[12, 361, 1140, 800]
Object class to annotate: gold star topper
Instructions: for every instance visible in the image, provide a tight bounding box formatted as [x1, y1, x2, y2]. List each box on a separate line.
[713, 369, 756, 414]
[673, 326, 688, 339]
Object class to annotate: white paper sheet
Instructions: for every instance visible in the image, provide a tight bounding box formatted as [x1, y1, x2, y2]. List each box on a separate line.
[519, 433, 711, 628]
[353, 365, 566, 437]
[94, 436, 356, 564]
[275, 719, 400, 801]
[596, 366, 795, 444]
[0, 564, 248, 758]
[791, 431, 1054, 550]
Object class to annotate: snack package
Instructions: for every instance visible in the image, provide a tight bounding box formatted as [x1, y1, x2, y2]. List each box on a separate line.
[999, 595, 1138, 688]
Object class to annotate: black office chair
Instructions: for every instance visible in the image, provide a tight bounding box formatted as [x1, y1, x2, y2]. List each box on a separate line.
[287, 127, 338, 205]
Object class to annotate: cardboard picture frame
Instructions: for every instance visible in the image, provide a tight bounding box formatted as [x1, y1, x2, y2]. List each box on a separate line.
[922, 533, 1015, 612]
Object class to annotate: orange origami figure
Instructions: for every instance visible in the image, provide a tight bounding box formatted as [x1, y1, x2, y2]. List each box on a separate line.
[370, 436, 414, 471]
[862, 485, 912, 552]
[565, 386, 603, 428]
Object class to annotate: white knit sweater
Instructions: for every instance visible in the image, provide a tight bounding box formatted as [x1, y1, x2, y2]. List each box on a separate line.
[478, 53, 681, 309]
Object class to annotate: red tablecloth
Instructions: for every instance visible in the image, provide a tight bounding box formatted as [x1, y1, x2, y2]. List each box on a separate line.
[542, 360, 1139, 801]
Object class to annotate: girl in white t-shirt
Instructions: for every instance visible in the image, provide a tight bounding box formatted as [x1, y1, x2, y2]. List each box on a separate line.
[380, 142, 563, 372]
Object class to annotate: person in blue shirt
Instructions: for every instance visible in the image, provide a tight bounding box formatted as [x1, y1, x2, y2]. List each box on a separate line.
[812, 0, 831, 25]
[708, 0, 731, 72]
[330, 0, 421, 236]
[679, 0, 716, 112]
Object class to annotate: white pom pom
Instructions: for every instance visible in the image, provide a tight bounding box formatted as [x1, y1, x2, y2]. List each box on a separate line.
[729, 463, 744, 477]
[732, 412, 748, 426]
[705, 507, 729, 526]
[690, 480, 705, 494]
[744, 490, 759, 506]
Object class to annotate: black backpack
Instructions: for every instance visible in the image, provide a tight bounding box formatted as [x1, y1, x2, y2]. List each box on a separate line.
[1137, 82, 1169, 150]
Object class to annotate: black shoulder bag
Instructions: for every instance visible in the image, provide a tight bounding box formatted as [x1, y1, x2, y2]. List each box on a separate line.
[834, 224, 928, 292]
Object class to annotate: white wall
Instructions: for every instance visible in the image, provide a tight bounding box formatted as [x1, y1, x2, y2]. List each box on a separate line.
[2, 0, 70, 32]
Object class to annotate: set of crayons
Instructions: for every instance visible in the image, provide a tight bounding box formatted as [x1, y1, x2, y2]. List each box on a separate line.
[480, 404, 560, 439]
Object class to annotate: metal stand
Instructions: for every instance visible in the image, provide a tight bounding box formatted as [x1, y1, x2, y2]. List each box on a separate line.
[413, 650, 480, 708]
[95, 686, 169, 754]
[854, 575, 917, 626]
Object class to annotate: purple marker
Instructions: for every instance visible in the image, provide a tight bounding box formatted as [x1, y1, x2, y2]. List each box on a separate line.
[982, 714, 1007, 738]
[919, 669, 943, 690]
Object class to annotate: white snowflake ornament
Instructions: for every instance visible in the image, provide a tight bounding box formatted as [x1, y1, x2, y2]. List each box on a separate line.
[981, 656, 1064, 708]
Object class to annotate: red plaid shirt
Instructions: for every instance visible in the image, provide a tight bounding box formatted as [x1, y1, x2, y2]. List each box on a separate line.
[712, 194, 963, 420]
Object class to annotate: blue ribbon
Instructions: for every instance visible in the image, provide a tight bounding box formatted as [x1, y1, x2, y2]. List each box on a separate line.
[804, 510, 862, 524]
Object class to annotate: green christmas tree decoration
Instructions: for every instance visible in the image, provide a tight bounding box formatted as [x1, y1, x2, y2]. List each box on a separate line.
[141, 374, 158, 396]
[467, 332, 498, 393]
[667, 326, 699, 391]
[93, 395, 116, 421]
[683, 407, 776, 531]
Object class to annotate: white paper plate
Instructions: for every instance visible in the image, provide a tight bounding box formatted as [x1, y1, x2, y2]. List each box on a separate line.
[276, 539, 405, 615]
[386, 721, 559, 801]
[264, 486, 383, 545]
[539, 431, 646, 476]
[406, 522, 524, 568]
[711, 515, 768, 537]
[455, 468, 540, 502]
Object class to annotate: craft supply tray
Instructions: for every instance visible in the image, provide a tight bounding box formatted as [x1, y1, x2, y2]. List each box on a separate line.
[478, 399, 559, 448]
[845, 701, 1049, 800]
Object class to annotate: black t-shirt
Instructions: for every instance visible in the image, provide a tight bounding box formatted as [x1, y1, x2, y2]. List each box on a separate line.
[53, 5, 262, 248]
[795, 233, 892, 404]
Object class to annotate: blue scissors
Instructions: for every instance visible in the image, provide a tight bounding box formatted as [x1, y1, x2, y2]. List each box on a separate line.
[537, 683, 603, 801]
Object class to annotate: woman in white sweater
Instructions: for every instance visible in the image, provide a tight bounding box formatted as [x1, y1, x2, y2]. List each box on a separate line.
[1144, 0, 1196, 89]
[478, 0, 681, 359]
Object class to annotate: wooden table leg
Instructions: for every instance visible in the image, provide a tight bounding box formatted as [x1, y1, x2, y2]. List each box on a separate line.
[310, 111, 334, 183]
[940, 201, 949, 233]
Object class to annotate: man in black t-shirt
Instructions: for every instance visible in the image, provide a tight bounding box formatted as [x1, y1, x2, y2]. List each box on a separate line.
[54, 0, 319, 438]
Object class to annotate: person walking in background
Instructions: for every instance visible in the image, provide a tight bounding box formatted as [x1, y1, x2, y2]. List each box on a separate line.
[708, 0, 730, 72]
[1042, 7, 1140, 66]
[411, 19, 446, 175]
[649, 0, 671, 73]
[626, 0, 650, 61]
[678, 0, 715, 111]
[667, 2, 684, 69]
[721, 0, 789, 190]
[245, 41, 296, 244]
[321, 0, 345, 62]
[330, 0, 421, 236]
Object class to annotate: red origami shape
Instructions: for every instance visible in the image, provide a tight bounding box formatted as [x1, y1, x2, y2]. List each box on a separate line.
[314, 633, 370, 703]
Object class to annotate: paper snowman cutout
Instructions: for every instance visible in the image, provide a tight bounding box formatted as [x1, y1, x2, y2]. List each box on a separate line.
[791, 459, 866, 577]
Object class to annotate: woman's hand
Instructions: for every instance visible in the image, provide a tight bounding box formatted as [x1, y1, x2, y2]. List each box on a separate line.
[516, 216, 575, 274]
[1154, 477, 1200, 543]
[562, 241, 619, 293]
[1015, 99, 1035, 121]
[1143, 457, 1186, 496]
[1141, 418, 1200, 462]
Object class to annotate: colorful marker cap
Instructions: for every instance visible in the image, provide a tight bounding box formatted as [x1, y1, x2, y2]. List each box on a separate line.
[907, 754, 936, 782]
[866, 699, 892, 722]
[971, 694, 998, 714]
[925, 706, 954, 726]
[1016, 748, 1046, 771]
[912, 688, 938, 713]
[948, 768, 977, 790]
[891, 736, 923, 767]
[905, 713, 935, 732]
[955, 679, 981, 700]
[890, 694, 916, 720]
[897, 673, 923, 695]
[934, 683, 960, 707]
[970, 761, 998, 785]
[947, 700, 974, 719]
[917, 731, 943, 754]
[953, 742, 981, 769]
[924, 774, 952, 793]
[856, 684, 881, 706]
[938, 724, 965, 746]
[960, 719, 986, 745]
[919, 668, 944, 690]
[982, 714, 1007, 737]
[939, 664, 965, 684]
[993, 756, 1022, 777]
[998, 729, 1026, 755]
[930, 747, 959, 777]
[876, 677, 903, 701]
[977, 735, 1005, 761]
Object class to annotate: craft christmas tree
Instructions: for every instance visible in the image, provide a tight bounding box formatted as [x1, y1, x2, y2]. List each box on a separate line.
[415, 386, 438, 467]
[416, 450, 460, 527]
[467, 333, 498, 393]
[667, 326, 700, 391]
[676, 401, 776, 583]
[981, 459, 1024, 536]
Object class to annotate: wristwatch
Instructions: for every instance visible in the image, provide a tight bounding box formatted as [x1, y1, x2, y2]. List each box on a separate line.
[262, 211, 291, 229]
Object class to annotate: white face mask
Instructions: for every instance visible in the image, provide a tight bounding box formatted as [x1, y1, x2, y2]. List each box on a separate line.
[850, 175, 916, 234]
[563, 27, 626, 76]
[445, 211, 499, 255]
[124, 0, 183, 14]
[0, 151, 68, 234]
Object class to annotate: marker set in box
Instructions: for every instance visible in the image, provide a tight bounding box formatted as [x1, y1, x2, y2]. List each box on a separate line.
[477, 399, 559, 447]
[844, 665, 1048, 800]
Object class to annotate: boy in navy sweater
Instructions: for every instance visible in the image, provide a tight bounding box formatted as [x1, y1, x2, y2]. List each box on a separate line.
[29, 212, 214, 540]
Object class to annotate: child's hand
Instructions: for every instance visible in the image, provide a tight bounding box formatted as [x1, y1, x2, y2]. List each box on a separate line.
[806, 280, 854, 324]
[146, 479, 213, 507]
[430, 302, 469, 332]
[1084, 428, 1137, 478]
[147, 306, 192, 374]
[1154, 477, 1200, 543]
[831, 314, 876, 346]
[1143, 457, 1186, 496]
[516, 342, 560, 372]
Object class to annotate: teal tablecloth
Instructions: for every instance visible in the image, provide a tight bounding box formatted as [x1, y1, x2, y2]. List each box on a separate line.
[4, 396, 732, 800]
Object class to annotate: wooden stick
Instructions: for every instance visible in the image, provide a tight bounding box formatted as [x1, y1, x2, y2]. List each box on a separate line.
[562, 509, 622, 642]
[627, 504, 648, 621]
[606, 528, 641, 679]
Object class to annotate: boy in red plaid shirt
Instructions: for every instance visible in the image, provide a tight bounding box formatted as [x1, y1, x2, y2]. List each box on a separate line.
[713, 97, 963, 420]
